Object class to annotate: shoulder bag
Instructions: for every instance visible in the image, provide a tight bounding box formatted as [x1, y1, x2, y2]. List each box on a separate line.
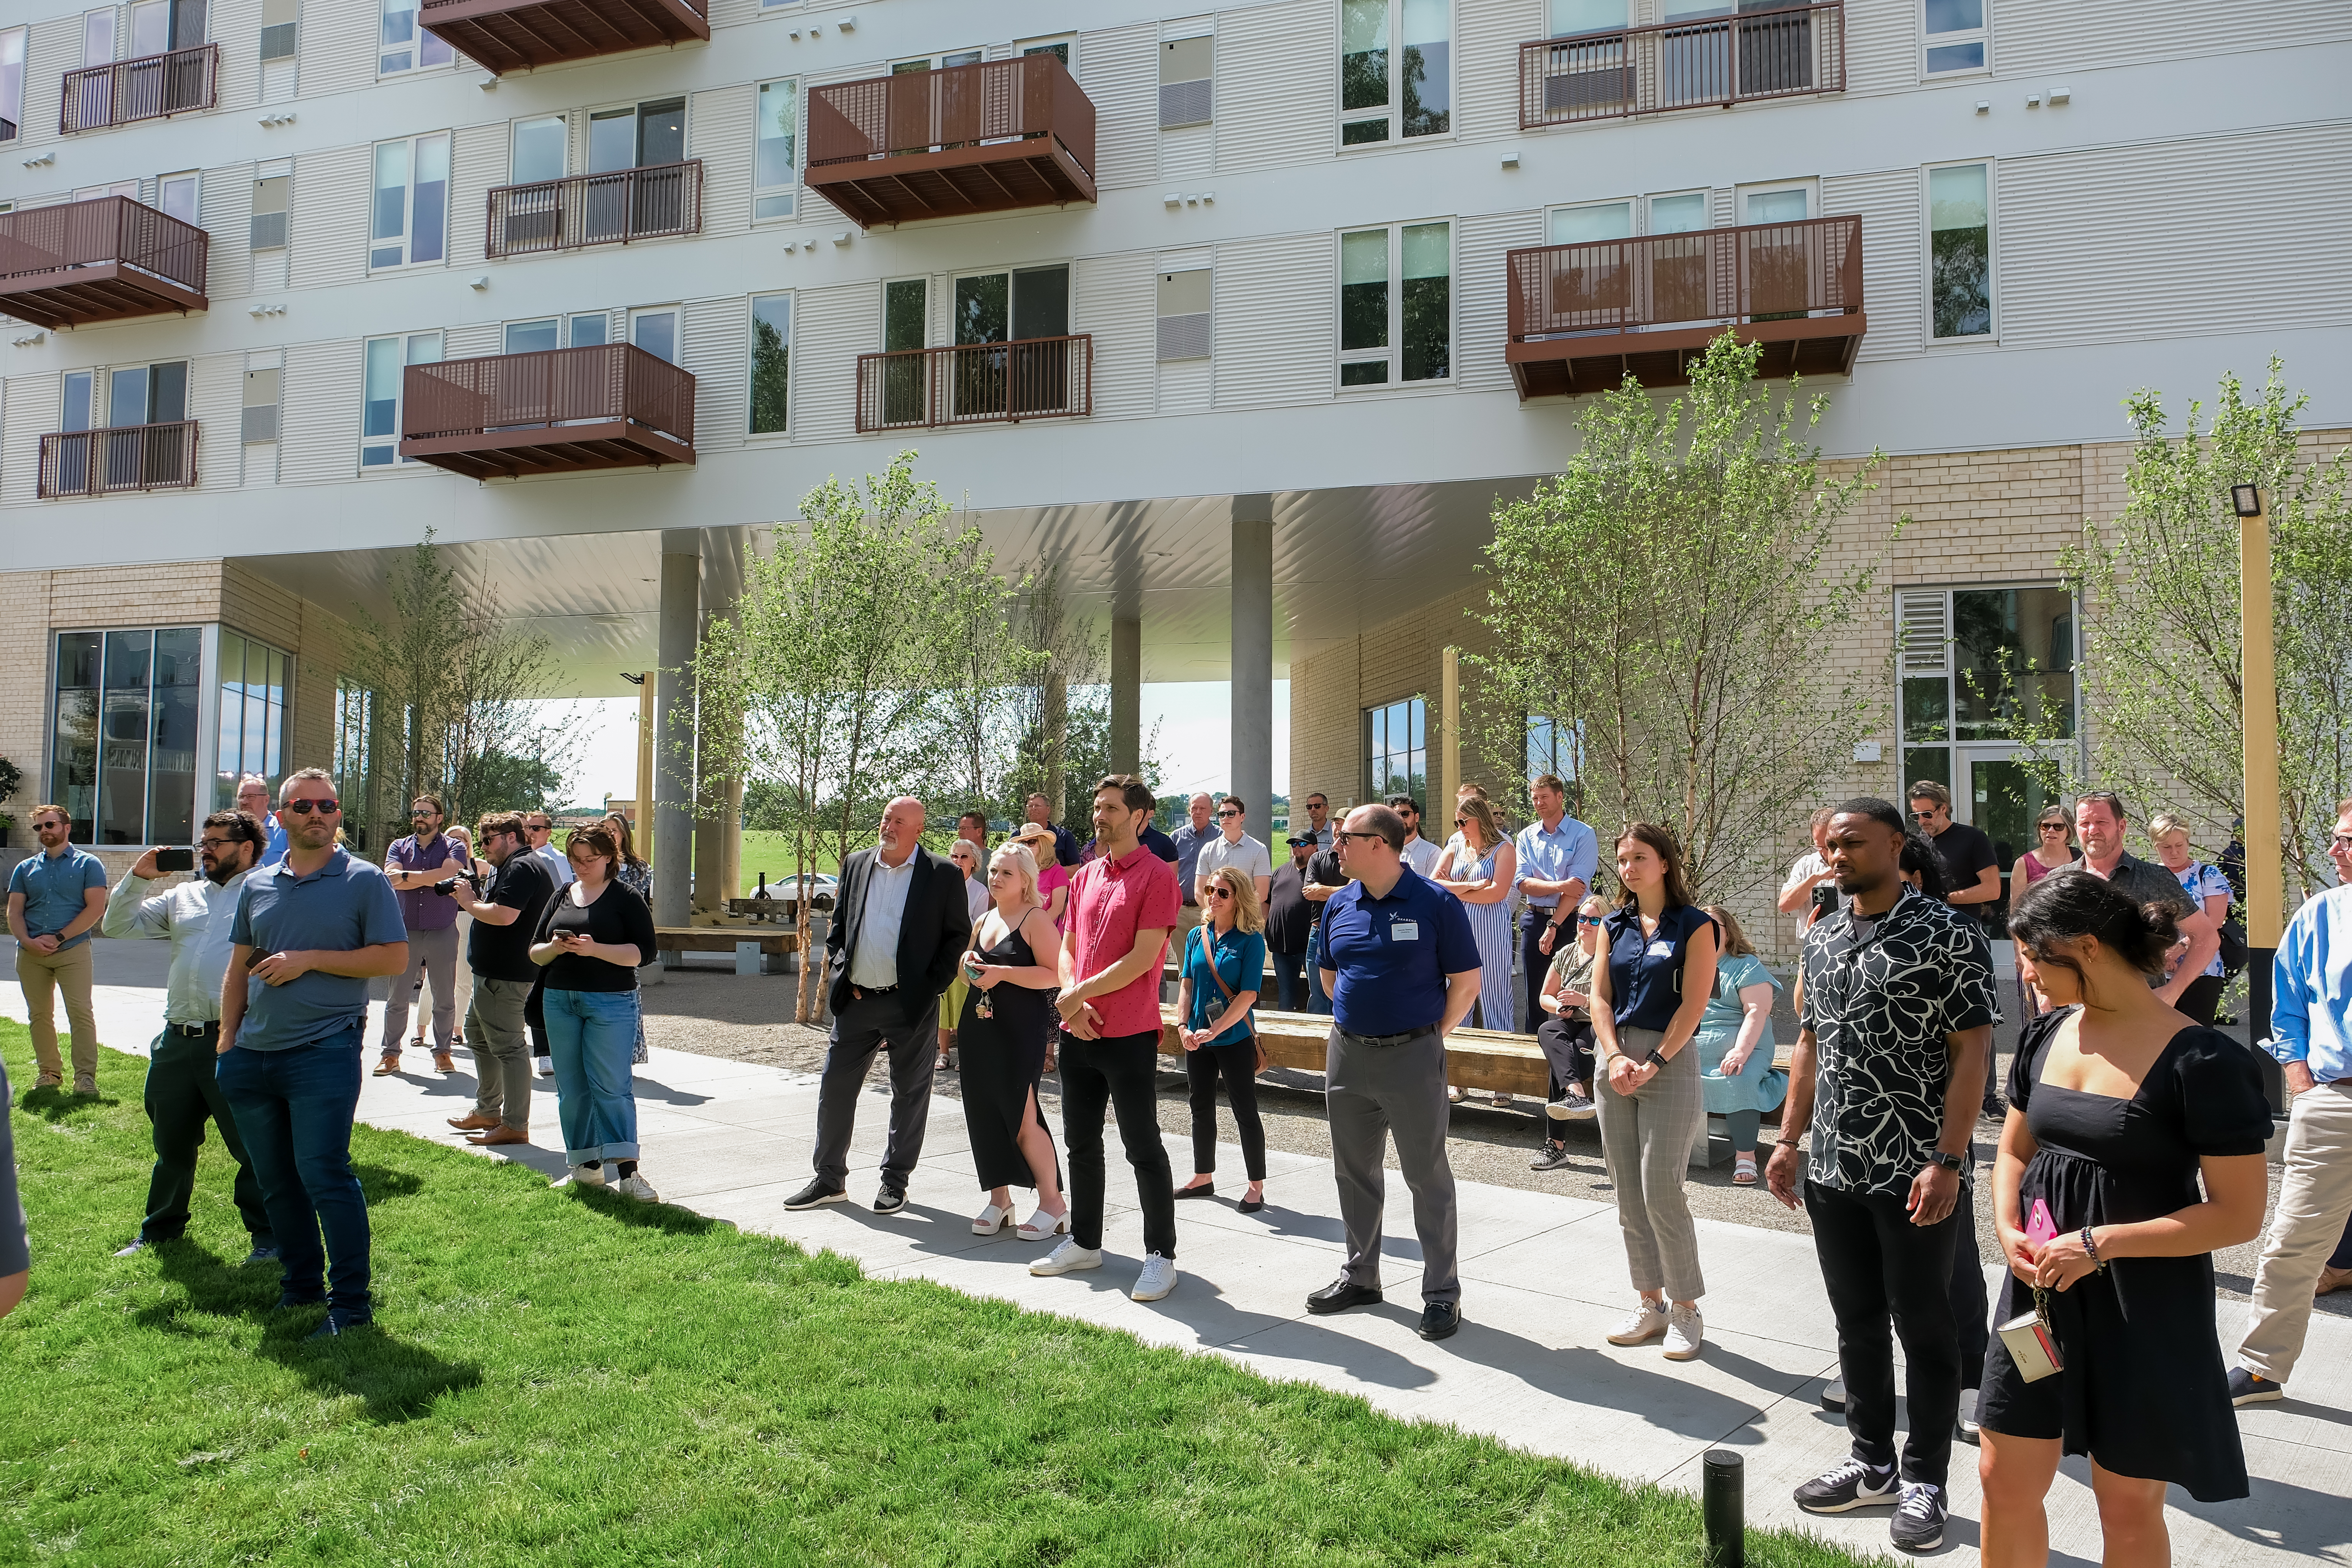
[1192, 925, 1269, 1075]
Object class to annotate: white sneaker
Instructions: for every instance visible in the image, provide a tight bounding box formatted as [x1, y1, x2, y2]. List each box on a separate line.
[1606, 1299, 1669, 1345]
[613, 1173, 661, 1203]
[1130, 1253, 1178, 1302]
[1028, 1237, 1103, 1276]
[1017, 1207, 1070, 1241]
[552, 1164, 605, 1190]
[533, 1057, 555, 1077]
[1663, 1303, 1704, 1360]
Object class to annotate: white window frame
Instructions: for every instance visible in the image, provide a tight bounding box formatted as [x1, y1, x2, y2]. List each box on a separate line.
[369, 131, 451, 272]
[1159, 24, 1213, 129]
[1645, 188, 1711, 234]
[1337, 0, 1454, 151]
[1736, 178, 1817, 226]
[0, 25, 26, 145]
[752, 78, 798, 224]
[1545, 197, 1633, 246]
[378, 0, 455, 76]
[1921, 0, 1990, 77]
[156, 170, 199, 224]
[1922, 157, 1997, 346]
[509, 113, 567, 186]
[1335, 218, 1454, 392]
[748, 290, 792, 438]
[892, 48, 984, 73]
[1017, 35, 1077, 74]
[82, 8, 115, 68]
[881, 274, 930, 349]
[360, 330, 443, 470]
[628, 303, 682, 364]
[249, 172, 289, 249]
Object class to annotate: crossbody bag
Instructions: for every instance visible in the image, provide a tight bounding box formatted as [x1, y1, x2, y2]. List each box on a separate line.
[1190, 925, 1270, 1075]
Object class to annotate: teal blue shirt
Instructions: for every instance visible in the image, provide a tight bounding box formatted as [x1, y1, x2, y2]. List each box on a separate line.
[229, 847, 406, 1051]
[1183, 923, 1266, 1048]
[8, 844, 106, 951]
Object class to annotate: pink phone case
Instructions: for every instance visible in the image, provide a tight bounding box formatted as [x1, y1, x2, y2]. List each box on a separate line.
[2026, 1199, 2059, 1249]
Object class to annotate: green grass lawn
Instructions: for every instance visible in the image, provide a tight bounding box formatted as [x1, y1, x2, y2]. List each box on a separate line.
[0, 1022, 1876, 1567]
[736, 829, 841, 889]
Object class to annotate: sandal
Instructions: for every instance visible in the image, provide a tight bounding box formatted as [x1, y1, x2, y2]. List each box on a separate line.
[972, 1204, 1012, 1236]
[1732, 1154, 1759, 1186]
[1018, 1207, 1070, 1241]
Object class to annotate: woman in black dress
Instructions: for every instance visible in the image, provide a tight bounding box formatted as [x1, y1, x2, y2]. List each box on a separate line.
[1980, 870, 2271, 1568]
[957, 843, 1069, 1242]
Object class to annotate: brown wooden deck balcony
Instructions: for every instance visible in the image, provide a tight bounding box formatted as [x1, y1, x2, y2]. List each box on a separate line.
[61, 43, 218, 132]
[855, 335, 1093, 433]
[1506, 214, 1864, 398]
[38, 421, 198, 498]
[486, 160, 702, 259]
[419, 0, 709, 75]
[808, 54, 1097, 229]
[0, 197, 209, 329]
[400, 343, 694, 480]
[1518, 2, 1843, 128]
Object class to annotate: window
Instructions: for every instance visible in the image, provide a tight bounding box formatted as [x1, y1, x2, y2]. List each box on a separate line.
[954, 265, 1069, 345]
[1365, 697, 1427, 805]
[379, 0, 452, 73]
[1020, 38, 1073, 68]
[585, 99, 688, 241]
[511, 114, 564, 184]
[503, 314, 606, 354]
[629, 306, 679, 363]
[753, 79, 798, 221]
[1649, 190, 1708, 233]
[361, 331, 441, 467]
[1739, 182, 1811, 225]
[1526, 716, 1583, 781]
[259, 0, 296, 61]
[1548, 200, 1628, 245]
[1340, 0, 1449, 146]
[0, 27, 24, 143]
[1338, 221, 1449, 387]
[1928, 162, 1991, 339]
[1923, 0, 1986, 73]
[75, 180, 140, 203]
[749, 293, 790, 434]
[157, 171, 198, 224]
[1550, 0, 1625, 33]
[1157, 269, 1210, 361]
[371, 132, 449, 269]
[1897, 585, 2075, 768]
[129, 0, 206, 55]
[214, 629, 290, 815]
[950, 265, 1072, 417]
[250, 174, 288, 248]
[83, 9, 114, 66]
[879, 277, 928, 425]
[332, 678, 378, 849]
[589, 97, 684, 172]
[1160, 35, 1211, 127]
[51, 627, 204, 845]
[893, 49, 982, 73]
[241, 366, 279, 441]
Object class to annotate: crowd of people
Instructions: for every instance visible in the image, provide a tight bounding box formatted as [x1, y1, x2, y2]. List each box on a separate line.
[5, 765, 2351, 1568]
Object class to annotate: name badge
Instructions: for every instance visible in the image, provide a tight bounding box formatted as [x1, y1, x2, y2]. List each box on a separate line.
[1646, 939, 1676, 958]
[1390, 920, 1420, 942]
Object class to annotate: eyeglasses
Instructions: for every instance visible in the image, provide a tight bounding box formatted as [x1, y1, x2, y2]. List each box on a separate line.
[198, 835, 242, 850]
[2332, 834, 2352, 851]
[283, 798, 340, 815]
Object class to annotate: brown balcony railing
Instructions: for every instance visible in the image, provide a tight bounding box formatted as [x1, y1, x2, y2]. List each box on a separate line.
[400, 343, 696, 480]
[420, 0, 709, 75]
[61, 43, 218, 133]
[808, 53, 1097, 228]
[855, 335, 1093, 434]
[1505, 214, 1864, 397]
[38, 421, 199, 498]
[0, 196, 209, 329]
[486, 160, 702, 259]
[1518, 2, 1843, 128]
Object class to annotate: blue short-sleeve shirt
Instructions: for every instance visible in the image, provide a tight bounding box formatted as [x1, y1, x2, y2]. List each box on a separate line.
[8, 844, 107, 951]
[229, 846, 407, 1051]
[1183, 924, 1267, 1047]
[1320, 865, 1480, 1036]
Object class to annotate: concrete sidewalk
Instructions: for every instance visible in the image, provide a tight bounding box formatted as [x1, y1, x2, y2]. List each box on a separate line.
[8, 972, 2349, 1568]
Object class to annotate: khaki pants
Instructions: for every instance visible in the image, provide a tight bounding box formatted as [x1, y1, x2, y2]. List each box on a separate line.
[465, 975, 534, 1133]
[2238, 1080, 2352, 1384]
[16, 940, 98, 1083]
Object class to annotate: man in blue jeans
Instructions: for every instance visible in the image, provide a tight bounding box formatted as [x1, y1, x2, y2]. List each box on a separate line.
[218, 768, 408, 1338]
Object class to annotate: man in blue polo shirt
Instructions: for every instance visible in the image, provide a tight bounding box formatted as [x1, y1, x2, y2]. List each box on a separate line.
[7, 802, 109, 1093]
[217, 768, 408, 1339]
[1309, 803, 1482, 1340]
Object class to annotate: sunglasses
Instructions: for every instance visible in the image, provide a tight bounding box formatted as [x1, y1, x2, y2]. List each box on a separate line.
[283, 798, 340, 815]
[1208, 887, 1234, 900]
[1911, 810, 1938, 821]
[1217, 809, 1241, 819]
[1578, 915, 1604, 926]
[410, 811, 437, 820]
[2039, 823, 2068, 833]
[1337, 829, 1385, 843]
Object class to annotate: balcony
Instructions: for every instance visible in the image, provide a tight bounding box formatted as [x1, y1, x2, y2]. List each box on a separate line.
[1505, 214, 1864, 398]
[400, 343, 695, 480]
[1518, 2, 1843, 128]
[855, 336, 1093, 434]
[485, 160, 702, 259]
[419, 0, 709, 75]
[0, 197, 209, 329]
[808, 54, 1097, 229]
[38, 421, 199, 498]
[61, 43, 218, 132]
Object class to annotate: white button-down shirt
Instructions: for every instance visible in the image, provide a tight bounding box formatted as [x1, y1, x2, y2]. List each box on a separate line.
[534, 842, 577, 889]
[849, 849, 918, 988]
[101, 867, 255, 1024]
[1399, 834, 1445, 879]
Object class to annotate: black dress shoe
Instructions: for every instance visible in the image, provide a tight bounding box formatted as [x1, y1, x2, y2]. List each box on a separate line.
[1237, 1196, 1265, 1214]
[1306, 1276, 1383, 1314]
[1174, 1182, 1216, 1200]
[1417, 1301, 1462, 1341]
[783, 1179, 848, 1211]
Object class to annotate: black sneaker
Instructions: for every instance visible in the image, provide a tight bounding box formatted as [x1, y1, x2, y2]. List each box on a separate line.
[1794, 1456, 1897, 1514]
[1529, 1143, 1571, 1171]
[305, 1306, 373, 1340]
[243, 1243, 282, 1266]
[2227, 1366, 2283, 1406]
[782, 1179, 847, 1211]
[1889, 1482, 1947, 1553]
[872, 1183, 908, 1214]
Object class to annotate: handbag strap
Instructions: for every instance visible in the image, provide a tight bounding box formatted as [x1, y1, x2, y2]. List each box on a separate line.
[1194, 924, 1257, 1038]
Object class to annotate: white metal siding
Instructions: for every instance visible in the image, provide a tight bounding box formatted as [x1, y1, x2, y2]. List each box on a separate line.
[275, 340, 359, 487]
[1075, 251, 1156, 420]
[18, 15, 76, 153]
[1454, 209, 1540, 393]
[192, 353, 242, 493]
[1821, 166, 1920, 361]
[442, 323, 498, 359]
[1999, 0, 2352, 77]
[288, 145, 369, 292]
[1084, 23, 1161, 192]
[1215, 0, 1332, 176]
[692, 84, 755, 239]
[789, 281, 877, 444]
[1456, 0, 1538, 145]
[449, 122, 504, 269]
[1212, 231, 1331, 410]
[210, 0, 262, 111]
[1157, 357, 1213, 416]
[1160, 122, 1213, 184]
[1, 374, 61, 507]
[1840, 0, 1917, 96]
[204, 163, 255, 302]
[297, 0, 376, 99]
[685, 293, 748, 452]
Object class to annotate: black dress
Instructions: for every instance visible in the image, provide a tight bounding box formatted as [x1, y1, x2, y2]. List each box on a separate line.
[1978, 1007, 2270, 1501]
[956, 917, 1061, 1194]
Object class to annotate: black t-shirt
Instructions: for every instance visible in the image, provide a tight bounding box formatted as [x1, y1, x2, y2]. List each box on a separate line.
[470, 852, 554, 983]
[533, 879, 658, 992]
[1266, 861, 1315, 955]
[1930, 822, 1998, 905]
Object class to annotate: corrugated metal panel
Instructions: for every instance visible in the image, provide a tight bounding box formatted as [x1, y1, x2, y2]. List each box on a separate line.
[1213, 231, 1331, 409]
[1215, 0, 1332, 176]
[1456, 0, 1539, 145]
[1822, 166, 1918, 360]
[693, 84, 754, 237]
[1998, 125, 2352, 351]
[288, 145, 369, 292]
[1083, 23, 1159, 191]
[2001, 0, 2352, 76]
[790, 281, 876, 444]
[1156, 356, 1212, 416]
[1455, 209, 1541, 393]
[1, 373, 61, 507]
[210, 0, 262, 110]
[1840, 0, 1915, 96]
[1075, 251, 1155, 419]
[204, 163, 254, 301]
[685, 293, 748, 451]
[191, 353, 242, 492]
[277, 340, 360, 487]
[17, 16, 76, 153]
[298, 0, 376, 99]
[707, 0, 761, 28]
[443, 323, 498, 359]
[1160, 122, 1213, 183]
[449, 122, 504, 267]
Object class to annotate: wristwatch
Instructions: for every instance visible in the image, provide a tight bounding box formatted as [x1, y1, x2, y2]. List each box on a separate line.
[1928, 1150, 1965, 1172]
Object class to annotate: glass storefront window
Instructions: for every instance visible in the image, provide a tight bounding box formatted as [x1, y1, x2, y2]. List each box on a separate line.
[214, 629, 292, 812]
[1365, 697, 1428, 806]
[48, 625, 205, 844]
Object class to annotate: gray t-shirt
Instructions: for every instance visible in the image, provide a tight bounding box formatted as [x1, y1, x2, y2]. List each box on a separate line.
[0, 1061, 26, 1278]
[1195, 833, 1272, 891]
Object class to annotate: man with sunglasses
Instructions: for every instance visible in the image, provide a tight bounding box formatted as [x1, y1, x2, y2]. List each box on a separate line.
[523, 812, 577, 890]
[1905, 782, 2002, 918]
[1194, 795, 1271, 909]
[377, 795, 468, 1076]
[101, 810, 277, 1264]
[6, 803, 108, 1093]
[218, 768, 408, 1338]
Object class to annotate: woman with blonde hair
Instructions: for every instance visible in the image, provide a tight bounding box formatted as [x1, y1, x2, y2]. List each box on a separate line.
[956, 842, 1070, 1240]
[1434, 793, 1519, 1103]
[1695, 905, 1786, 1186]
[2148, 812, 2232, 1026]
[1011, 821, 1071, 1072]
[1174, 866, 1270, 1212]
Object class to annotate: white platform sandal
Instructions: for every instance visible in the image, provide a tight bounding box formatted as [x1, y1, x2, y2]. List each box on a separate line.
[972, 1204, 1013, 1236]
[1017, 1207, 1071, 1241]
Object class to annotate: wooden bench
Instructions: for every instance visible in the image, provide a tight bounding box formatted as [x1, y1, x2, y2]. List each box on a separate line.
[656, 925, 800, 976]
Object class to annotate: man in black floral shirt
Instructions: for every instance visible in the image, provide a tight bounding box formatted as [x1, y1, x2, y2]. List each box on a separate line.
[1768, 798, 1995, 1554]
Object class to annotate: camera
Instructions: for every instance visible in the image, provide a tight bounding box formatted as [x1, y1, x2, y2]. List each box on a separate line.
[431, 872, 485, 897]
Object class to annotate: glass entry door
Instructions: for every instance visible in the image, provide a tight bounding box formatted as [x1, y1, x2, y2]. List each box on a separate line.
[1956, 745, 2065, 919]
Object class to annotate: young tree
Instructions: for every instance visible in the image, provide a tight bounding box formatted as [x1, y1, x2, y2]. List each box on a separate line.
[931, 523, 1042, 830]
[1469, 332, 1889, 900]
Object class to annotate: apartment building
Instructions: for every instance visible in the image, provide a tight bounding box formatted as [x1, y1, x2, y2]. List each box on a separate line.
[1, 0, 2347, 938]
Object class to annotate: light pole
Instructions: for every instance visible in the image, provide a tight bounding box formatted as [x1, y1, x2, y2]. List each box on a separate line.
[2233, 483, 2284, 1092]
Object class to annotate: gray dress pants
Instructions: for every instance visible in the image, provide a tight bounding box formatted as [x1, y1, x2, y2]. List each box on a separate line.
[812, 991, 941, 1189]
[382, 923, 460, 1052]
[1325, 1026, 1460, 1305]
[1596, 1025, 1708, 1301]
[466, 975, 534, 1131]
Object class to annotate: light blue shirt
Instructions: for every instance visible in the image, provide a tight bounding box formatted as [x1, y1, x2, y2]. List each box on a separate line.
[2270, 883, 2352, 1084]
[260, 817, 288, 867]
[8, 843, 107, 950]
[1511, 815, 1599, 910]
[230, 847, 407, 1051]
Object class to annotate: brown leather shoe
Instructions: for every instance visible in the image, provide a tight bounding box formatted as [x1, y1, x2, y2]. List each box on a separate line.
[372, 1054, 401, 1077]
[74, 1074, 99, 1095]
[447, 1111, 502, 1131]
[466, 1128, 532, 1147]
[432, 1052, 458, 1074]
[33, 1072, 63, 1091]
[2318, 1265, 2352, 1298]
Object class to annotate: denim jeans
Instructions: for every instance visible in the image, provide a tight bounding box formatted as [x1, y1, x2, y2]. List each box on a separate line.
[1305, 941, 1333, 1016]
[544, 988, 641, 1165]
[1267, 947, 1307, 1013]
[216, 1024, 371, 1314]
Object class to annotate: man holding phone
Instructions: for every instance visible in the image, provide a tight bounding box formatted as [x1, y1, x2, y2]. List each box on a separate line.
[102, 811, 277, 1263]
[7, 803, 109, 1093]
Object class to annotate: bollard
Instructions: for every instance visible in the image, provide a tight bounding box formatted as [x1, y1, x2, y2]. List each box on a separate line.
[1703, 1448, 1744, 1568]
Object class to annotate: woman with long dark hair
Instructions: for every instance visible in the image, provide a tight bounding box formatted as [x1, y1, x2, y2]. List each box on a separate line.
[529, 824, 660, 1201]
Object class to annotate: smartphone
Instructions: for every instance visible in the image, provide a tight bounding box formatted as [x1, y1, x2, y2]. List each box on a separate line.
[156, 847, 195, 873]
[245, 949, 275, 970]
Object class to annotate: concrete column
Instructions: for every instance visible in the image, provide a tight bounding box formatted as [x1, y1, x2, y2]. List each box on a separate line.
[1109, 615, 1142, 777]
[1230, 495, 1274, 822]
[653, 535, 698, 930]
[633, 671, 654, 849]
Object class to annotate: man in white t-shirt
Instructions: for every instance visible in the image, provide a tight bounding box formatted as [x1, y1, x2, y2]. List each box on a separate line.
[1778, 807, 1837, 943]
[1194, 795, 1272, 907]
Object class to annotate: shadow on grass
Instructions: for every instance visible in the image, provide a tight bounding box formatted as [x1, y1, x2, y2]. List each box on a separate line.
[354, 1164, 427, 1203]
[565, 1184, 729, 1236]
[14, 1082, 120, 1121]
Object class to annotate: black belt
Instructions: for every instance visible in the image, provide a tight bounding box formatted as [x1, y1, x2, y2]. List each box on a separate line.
[165, 1021, 219, 1038]
[1336, 1024, 1438, 1049]
[850, 984, 900, 999]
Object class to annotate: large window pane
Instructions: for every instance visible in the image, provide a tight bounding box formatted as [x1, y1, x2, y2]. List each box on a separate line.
[1953, 587, 2075, 740]
[100, 630, 152, 844]
[511, 115, 565, 185]
[953, 273, 1009, 346]
[1400, 0, 1449, 137]
[750, 293, 790, 434]
[1929, 163, 1991, 338]
[1341, 0, 1388, 111]
[755, 80, 798, 219]
[148, 627, 200, 843]
[504, 318, 559, 354]
[362, 337, 400, 465]
[52, 632, 101, 841]
[1339, 230, 1388, 352]
[371, 140, 409, 267]
[411, 132, 449, 264]
[1401, 222, 1449, 381]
